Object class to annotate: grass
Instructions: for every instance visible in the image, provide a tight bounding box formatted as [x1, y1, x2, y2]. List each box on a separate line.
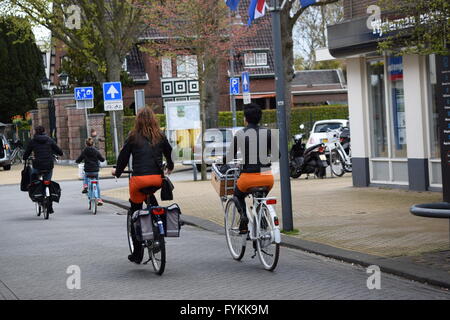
[281, 228, 300, 236]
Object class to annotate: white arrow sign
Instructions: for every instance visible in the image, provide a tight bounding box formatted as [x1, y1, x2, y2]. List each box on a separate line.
[107, 85, 119, 99]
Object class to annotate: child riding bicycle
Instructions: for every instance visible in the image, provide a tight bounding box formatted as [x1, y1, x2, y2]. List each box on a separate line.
[76, 137, 105, 205]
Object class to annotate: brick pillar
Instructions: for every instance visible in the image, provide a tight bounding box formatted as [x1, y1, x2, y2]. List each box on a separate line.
[29, 109, 39, 135]
[54, 94, 74, 160]
[66, 105, 87, 160]
[88, 113, 106, 156]
[36, 98, 51, 134]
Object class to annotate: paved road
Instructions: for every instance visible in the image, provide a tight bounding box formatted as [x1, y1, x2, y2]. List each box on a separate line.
[0, 177, 449, 300]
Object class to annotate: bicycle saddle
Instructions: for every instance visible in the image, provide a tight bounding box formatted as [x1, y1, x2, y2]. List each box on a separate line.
[140, 186, 160, 194]
[248, 186, 270, 194]
[86, 174, 98, 178]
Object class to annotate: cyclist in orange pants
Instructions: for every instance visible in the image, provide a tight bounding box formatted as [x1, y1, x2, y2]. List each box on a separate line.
[224, 103, 275, 234]
[112, 107, 174, 264]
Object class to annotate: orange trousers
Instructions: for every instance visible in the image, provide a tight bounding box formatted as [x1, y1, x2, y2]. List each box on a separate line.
[237, 172, 274, 193]
[129, 175, 163, 204]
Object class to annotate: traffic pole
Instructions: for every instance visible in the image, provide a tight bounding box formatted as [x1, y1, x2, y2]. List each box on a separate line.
[270, 0, 294, 231]
[112, 110, 119, 159]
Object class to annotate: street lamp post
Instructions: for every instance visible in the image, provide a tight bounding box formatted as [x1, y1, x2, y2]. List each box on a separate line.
[229, 9, 243, 128]
[269, 0, 294, 231]
[41, 77, 57, 142]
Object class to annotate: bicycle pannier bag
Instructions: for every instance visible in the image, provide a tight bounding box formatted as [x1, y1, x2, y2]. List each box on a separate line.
[132, 210, 155, 242]
[49, 181, 61, 203]
[28, 181, 45, 202]
[166, 204, 182, 237]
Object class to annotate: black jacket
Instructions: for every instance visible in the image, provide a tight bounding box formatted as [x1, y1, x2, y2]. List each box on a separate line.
[115, 134, 174, 178]
[225, 123, 273, 173]
[75, 146, 105, 173]
[23, 134, 63, 170]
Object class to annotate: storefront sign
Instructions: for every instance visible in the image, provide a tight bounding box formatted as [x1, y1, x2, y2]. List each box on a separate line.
[436, 53, 450, 202]
[388, 56, 403, 81]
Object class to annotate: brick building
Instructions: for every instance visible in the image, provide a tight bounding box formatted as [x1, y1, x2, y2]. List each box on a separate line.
[325, 0, 443, 191]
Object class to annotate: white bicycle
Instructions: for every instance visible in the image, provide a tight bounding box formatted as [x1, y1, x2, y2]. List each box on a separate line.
[213, 162, 281, 271]
[326, 128, 352, 177]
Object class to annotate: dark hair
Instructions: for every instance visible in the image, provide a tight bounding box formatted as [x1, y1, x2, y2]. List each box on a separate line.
[86, 137, 94, 146]
[35, 126, 45, 135]
[244, 103, 262, 125]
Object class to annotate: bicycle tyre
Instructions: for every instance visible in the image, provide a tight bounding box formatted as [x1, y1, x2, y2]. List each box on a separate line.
[330, 150, 345, 177]
[256, 204, 280, 271]
[151, 235, 166, 275]
[224, 198, 246, 261]
[91, 199, 97, 215]
[127, 214, 134, 254]
[43, 200, 49, 220]
[35, 202, 41, 217]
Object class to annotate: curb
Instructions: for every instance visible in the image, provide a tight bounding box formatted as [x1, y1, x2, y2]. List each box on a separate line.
[103, 196, 450, 290]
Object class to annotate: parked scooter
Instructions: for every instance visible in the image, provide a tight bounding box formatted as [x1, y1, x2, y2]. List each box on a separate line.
[289, 124, 329, 179]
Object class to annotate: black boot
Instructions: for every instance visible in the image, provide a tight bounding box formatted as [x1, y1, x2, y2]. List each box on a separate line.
[233, 195, 248, 234]
[48, 201, 54, 214]
[128, 200, 144, 264]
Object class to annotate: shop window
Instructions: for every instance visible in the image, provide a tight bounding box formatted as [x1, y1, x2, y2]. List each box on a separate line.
[367, 59, 388, 158]
[387, 56, 407, 158]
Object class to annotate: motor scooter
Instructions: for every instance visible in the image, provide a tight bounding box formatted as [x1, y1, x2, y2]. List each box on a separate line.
[289, 124, 329, 179]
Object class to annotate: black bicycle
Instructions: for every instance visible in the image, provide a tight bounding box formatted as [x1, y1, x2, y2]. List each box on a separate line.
[122, 171, 166, 275]
[32, 170, 53, 220]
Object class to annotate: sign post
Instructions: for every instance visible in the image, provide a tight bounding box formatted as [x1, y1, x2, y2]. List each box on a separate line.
[436, 54, 450, 203]
[74, 86, 94, 139]
[134, 89, 145, 114]
[103, 82, 123, 159]
[242, 71, 251, 105]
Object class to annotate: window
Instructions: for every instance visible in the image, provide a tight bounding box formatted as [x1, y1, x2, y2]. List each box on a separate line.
[176, 55, 198, 78]
[42, 52, 47, 68]
[387, 56, 407, 158]
[428, 54, 440, 159]
[161, 57, 172, 78]
[122, 57, 127, 71]
[245, 52, 268, 66]
[256, 52, 267, 66]
[367, 59, 388, 158]
[244, 52, 256, 66]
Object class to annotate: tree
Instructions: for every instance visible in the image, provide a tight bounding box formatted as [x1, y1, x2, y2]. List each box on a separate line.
[377, 0, 450, 55]
[7, 0, 148, 150]
[279, 0, 341, 132]
[293, 2, 344, 69]
[0, 15, 44, 123]
[142, 0, 255, 180]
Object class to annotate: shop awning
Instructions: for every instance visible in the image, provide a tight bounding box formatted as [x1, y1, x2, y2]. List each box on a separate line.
[235, 93, 275, 99]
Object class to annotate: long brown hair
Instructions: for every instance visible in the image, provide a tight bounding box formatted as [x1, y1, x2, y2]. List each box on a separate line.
[129, 106, 163, 145]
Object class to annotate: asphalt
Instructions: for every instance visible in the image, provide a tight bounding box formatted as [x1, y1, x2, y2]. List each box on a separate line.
[1, 179, 450, 299]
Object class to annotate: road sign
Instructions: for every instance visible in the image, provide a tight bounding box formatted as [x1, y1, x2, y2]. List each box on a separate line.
[230, 78, 240, 95]
[134, 89, 145, 114]
[104, 100, 123, 111]
[74, 87, 94, 101]
[242, 72, 250, 93]
[103, 82, 122, 101]
[243, 92, 251, 105]
[76, 100, 94, 109]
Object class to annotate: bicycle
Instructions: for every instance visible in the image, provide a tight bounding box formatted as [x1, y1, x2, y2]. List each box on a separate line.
[32, 169, 53, 220]
[10, 141, 25, 165]
[85, 174, 100, 215]
[213, 162, 281, 271]
[121, 170, 166, 275]
[326, 128, 352, 177]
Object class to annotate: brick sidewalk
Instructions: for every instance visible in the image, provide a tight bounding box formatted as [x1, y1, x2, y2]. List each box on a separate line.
[103, 174, 449, 259]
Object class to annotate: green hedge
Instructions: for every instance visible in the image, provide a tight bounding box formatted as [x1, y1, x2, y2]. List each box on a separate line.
[105, 105, 348, 163]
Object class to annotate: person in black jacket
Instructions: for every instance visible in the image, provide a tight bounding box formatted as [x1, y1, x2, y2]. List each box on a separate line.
[76, 137, 106, 205]
[23, 125, 64, 213]
[112, 106, 174, 264]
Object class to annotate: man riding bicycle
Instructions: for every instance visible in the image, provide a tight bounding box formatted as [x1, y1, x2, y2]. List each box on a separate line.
[223, 103, 274, 234]
[112, 107, 174, 264]
[23, 125, 63, 213]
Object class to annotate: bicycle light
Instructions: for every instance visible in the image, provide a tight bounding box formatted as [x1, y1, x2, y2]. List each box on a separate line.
[152, 208, 165, 215]
[273, 217, 279, 226]
[266, 199, 277, 205]
[43, 180, 51, 185]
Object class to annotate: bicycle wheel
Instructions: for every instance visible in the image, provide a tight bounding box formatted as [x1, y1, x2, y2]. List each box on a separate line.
[330, 150, 345, 177]
[35, 202, 41, 217]
[127, 214, 134, 254]
[150, 235, 166, 275]
[90, 199, 97, 215]
[224, 198, 246, 260]
[256, 204, 280, 271]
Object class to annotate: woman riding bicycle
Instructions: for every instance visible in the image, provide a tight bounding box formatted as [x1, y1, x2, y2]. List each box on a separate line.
[112, 106, 174, 264]
[224, 103, 274, 234]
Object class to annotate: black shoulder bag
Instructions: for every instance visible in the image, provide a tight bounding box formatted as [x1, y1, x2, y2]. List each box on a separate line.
[153, 157, 174, 201]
